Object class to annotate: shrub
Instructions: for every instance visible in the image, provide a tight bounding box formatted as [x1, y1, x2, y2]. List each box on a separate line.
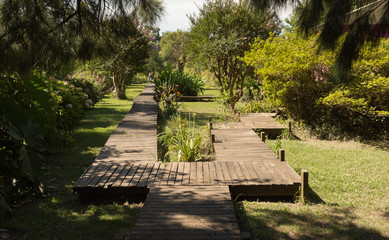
[154, 66, 205, 97]
[0, 72, 103, 216]
[243, 33, 389, 139]
[158, 113, 203, 162]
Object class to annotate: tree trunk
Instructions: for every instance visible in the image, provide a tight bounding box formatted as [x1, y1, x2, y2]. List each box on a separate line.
[112, 73, 127, 99]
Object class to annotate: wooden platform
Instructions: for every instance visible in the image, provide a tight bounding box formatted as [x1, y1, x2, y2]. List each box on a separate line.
[73, 85, 305, 239]
[73, 161, 300, 190]
[179, 95, 216, 102]
[214, 113, 287, 136]
[126, 186, 241, 239]
[212, 128, 277, 162]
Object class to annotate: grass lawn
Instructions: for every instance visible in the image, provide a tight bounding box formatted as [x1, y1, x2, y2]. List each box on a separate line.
[1, 84, 146, 240]
[3, 88, 388, 240]
[237, 139, 389, 240]
[175, 100, 389, 239]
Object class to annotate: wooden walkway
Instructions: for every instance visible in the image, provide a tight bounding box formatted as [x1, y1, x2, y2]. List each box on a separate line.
[214, 113, 287, 137]
[212, 128, 277, 162]
[73, 161, 300, 190]
[74, 85, 305, 239]
[127, 186, 241, 239]
[95, 84, 158, 164]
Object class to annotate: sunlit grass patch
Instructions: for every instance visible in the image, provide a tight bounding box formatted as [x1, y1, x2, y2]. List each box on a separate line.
[237, 139, 389, 239]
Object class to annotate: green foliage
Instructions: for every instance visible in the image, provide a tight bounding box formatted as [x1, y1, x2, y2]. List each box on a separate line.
[1, 84, 145, 238]
[102, 18, 151, 99]
[0, 72, 105, 216]
[159, 30, 189, 71]
[243, 32, 389, 139]
[158, 113, 203, 162]
[70, 62, 113, 93]
[154, 66, 205, 98]
[244, 33, 335, 122]
[249, 0, 389, 82]
[0, 0, 165, 75]
[188, 0, 281, 109]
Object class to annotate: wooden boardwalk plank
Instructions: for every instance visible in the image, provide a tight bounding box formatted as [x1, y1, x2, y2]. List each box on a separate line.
[129, 163, 148, 187]
[182, 162, 190, 185]
[128, 186, 241, 240]
[144, 162, 161, 186]
[112, 164, 132, 187]
[95, 164, 118, 188]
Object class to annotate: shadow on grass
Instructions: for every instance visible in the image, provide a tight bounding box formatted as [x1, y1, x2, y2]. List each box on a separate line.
[1, 85, 147, 240]
[235, 203, 387, 240]
[5, 197, 141, 239]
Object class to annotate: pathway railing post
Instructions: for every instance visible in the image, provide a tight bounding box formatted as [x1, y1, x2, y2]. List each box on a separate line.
[211, 134, 216, 153]
[301, 170, 309, 202]
[260, 132, 266, 142]
[279, 149, 285, 161]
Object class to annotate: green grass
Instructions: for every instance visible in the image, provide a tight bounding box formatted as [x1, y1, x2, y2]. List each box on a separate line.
[1, 84, 146, 240]
[159, 100, 389, 239]
[236, 139, 389, 239]
[5, 87, 388, 239]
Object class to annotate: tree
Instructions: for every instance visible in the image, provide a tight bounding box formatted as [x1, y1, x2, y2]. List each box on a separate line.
[0, 0, 165, 75]
[102, 17, 151, 99]
[188, 0, 280, 110]
[249, 0, 389, 82]
[159, 30, 189, 72]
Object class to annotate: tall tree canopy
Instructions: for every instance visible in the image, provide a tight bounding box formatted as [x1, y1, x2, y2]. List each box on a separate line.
[159, 30, 189, 72]
[188, 0, 280, 110]
[0, 0, 165, 74]
[249, 0, 389, 82]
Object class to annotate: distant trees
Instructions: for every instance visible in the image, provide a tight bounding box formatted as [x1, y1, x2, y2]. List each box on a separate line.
[159, 30, 189, 72]
[249, 0, 389, 82]
[188, 0, 280, 110]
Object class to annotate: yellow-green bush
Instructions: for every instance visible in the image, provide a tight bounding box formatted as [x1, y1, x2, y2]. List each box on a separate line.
[243, 33, 389, 139]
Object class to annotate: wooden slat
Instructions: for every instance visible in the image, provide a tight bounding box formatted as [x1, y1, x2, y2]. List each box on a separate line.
[189, 162, 197, 185]
[104, 164, 125, 188]
[214, 162, 225, 185]
[95, 164, 119, 187]
[137, 163, 154, 187]
[203, 162, 211, 185]
[74, 163, 99, 188]
[182, 162, 190, 185]
[209, 162, 218, 185]
[120, 164, 139, 186]
[167, 162, 178, 185]
[86, 163, 111, 187]
[144, 162, 161, 186]
[128, 163, 148, 187]
[175, 162, 185, 185]
[226, 162, 239, 185]
[151, 163, 166, 186]
[160, 163, 173, 186]
[196, 162, 203, 185]
[112, 164, 133, 187]
[221, 162, 233, 185]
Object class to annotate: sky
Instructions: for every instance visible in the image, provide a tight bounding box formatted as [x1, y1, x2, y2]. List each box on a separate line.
[157, 0, 294, 33]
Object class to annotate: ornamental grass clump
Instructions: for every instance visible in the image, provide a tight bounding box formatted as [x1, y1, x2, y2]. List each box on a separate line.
[158, 113, 203, 162]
